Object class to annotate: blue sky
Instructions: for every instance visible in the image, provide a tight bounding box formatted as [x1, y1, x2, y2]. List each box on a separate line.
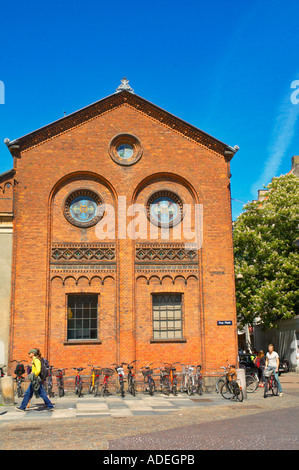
[1, 0, 299, 220]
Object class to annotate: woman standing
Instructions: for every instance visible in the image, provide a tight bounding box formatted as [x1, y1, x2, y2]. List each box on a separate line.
[254, 350, 266, 387]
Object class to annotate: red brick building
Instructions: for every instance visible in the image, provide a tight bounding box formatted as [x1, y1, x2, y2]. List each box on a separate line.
[2, 79, 239, 376]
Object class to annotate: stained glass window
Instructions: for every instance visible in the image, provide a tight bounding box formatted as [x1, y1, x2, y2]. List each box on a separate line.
[64, 189, 103, 228]
[70, 196, 97, 224]
[150, 196, 179, 225]
[147, 191, 183, 227]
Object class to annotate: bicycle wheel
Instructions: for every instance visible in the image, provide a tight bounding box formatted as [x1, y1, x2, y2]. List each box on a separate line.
[187, 379, 194, 396]
[172, 383, 177, 396]
[246, 375, 258, 393]
[78, 382, 83, 397]
[163, 381, 170, 395]
[234, 383, 243, 402]
[94, 383, 99, 397]
[120, 381, 125, 398]
[149, 379, 155, 396]
[197, 383, 203, 396]
[59, 385, 64, 397]
[220, 382, 234, 400]
[272, 379, 279, 396]
[17, 384, 23, 398]
[47, 383, 54, 397]
[216, 376, 226, 393]
[130, 380, 136, 396]
[264, 378, 268, 398]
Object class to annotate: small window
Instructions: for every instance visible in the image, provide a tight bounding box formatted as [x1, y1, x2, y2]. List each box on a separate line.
[67, 294, 98, 340]
[152, 293, 182, 340]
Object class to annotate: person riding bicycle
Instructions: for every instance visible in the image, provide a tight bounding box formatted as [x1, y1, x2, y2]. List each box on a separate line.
[265, 344, 283, 397]
[16, 348, 54, 412]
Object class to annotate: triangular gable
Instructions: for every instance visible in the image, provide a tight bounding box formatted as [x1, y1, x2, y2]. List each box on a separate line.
[5, 90, 238, 161]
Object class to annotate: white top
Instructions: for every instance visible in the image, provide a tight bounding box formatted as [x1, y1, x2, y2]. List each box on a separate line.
[266, 351, 279, 367]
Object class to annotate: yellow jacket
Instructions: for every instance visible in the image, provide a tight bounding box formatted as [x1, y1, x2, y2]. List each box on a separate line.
[32, 357, 41, 377]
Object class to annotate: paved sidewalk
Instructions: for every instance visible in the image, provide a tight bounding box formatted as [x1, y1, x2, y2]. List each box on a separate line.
[0, 373, 298, 450]
[1, 392, 230, 422]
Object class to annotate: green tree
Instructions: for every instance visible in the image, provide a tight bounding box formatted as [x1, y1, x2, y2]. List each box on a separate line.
[233, 174, 299, 329]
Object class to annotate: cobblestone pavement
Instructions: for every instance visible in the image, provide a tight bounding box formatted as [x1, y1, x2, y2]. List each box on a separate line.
[0, 374, 298, 450]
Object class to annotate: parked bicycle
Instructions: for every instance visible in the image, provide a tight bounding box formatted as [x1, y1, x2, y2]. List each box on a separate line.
[126, 360, 137, 396]
[180, 364, 198, 396]
[88, 364, 102, 395]
[140, 363, 155, 396]
[11, 359, 26, 398]
[159, 362, 179, 395]
[196, 365, 204, 395]
[220, 364, 243, 402]
[46, 365, 55, 398]
[263, 367, 279, 398]
[112, 363, 126, 398]
[215, 362, 231, 393]
[99, 367, 115, 397]
[158, 366, 170, 395]
[73, 367, 84, 397]
[216, 361, 258, 394]
[53, 368, 66, 397]
[246, 373, 259, 393]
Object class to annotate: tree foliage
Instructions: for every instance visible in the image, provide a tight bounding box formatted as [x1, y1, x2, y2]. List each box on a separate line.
[233, 174, 299, 329]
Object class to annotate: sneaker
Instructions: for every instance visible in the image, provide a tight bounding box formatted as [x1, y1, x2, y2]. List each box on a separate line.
[279, 392, 283, 397]
[16, 406, 26, 412]
[47, 407, 55, 411]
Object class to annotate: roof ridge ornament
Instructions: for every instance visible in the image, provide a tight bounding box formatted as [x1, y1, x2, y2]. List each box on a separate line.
[115, 77, 134, 94]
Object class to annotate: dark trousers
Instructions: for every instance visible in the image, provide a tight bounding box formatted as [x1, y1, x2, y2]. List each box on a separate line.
[19, 382, 54, 410]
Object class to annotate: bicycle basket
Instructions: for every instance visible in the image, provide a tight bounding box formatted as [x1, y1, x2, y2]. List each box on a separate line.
[226, 369, 237, 381]
[142, 369, 153, 376]
[53, 369, 65, 377]
[94, 369, 102, 375]
[102, 368, 114, 376]
[264, 368, 274, 378]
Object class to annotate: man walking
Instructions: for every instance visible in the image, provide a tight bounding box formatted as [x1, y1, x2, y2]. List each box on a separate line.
[16, 348, 54, 411]
[265, 344, 283, 397]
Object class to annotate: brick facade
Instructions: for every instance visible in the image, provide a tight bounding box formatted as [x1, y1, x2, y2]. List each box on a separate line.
[6, 87, 238, 376]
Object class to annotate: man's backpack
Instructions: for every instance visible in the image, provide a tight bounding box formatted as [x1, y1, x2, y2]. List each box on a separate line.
[34, 357, 50, 381]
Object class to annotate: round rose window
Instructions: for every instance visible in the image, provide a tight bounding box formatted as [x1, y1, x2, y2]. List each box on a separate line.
[147, 191, 183, 228]
[109, 134, 142, 166]
[64, 189, 103, 228]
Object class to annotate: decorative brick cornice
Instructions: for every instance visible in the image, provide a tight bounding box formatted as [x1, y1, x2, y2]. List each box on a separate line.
[6, 91, 238, 159]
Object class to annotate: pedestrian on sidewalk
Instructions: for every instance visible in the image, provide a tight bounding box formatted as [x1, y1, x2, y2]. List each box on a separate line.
[16, 348, 54, 412]
[254, 350, 265, 387]
[265, 344, 283, 397]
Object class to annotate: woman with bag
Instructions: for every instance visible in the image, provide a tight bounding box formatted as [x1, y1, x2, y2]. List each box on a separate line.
[254, 350, 266, 387]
